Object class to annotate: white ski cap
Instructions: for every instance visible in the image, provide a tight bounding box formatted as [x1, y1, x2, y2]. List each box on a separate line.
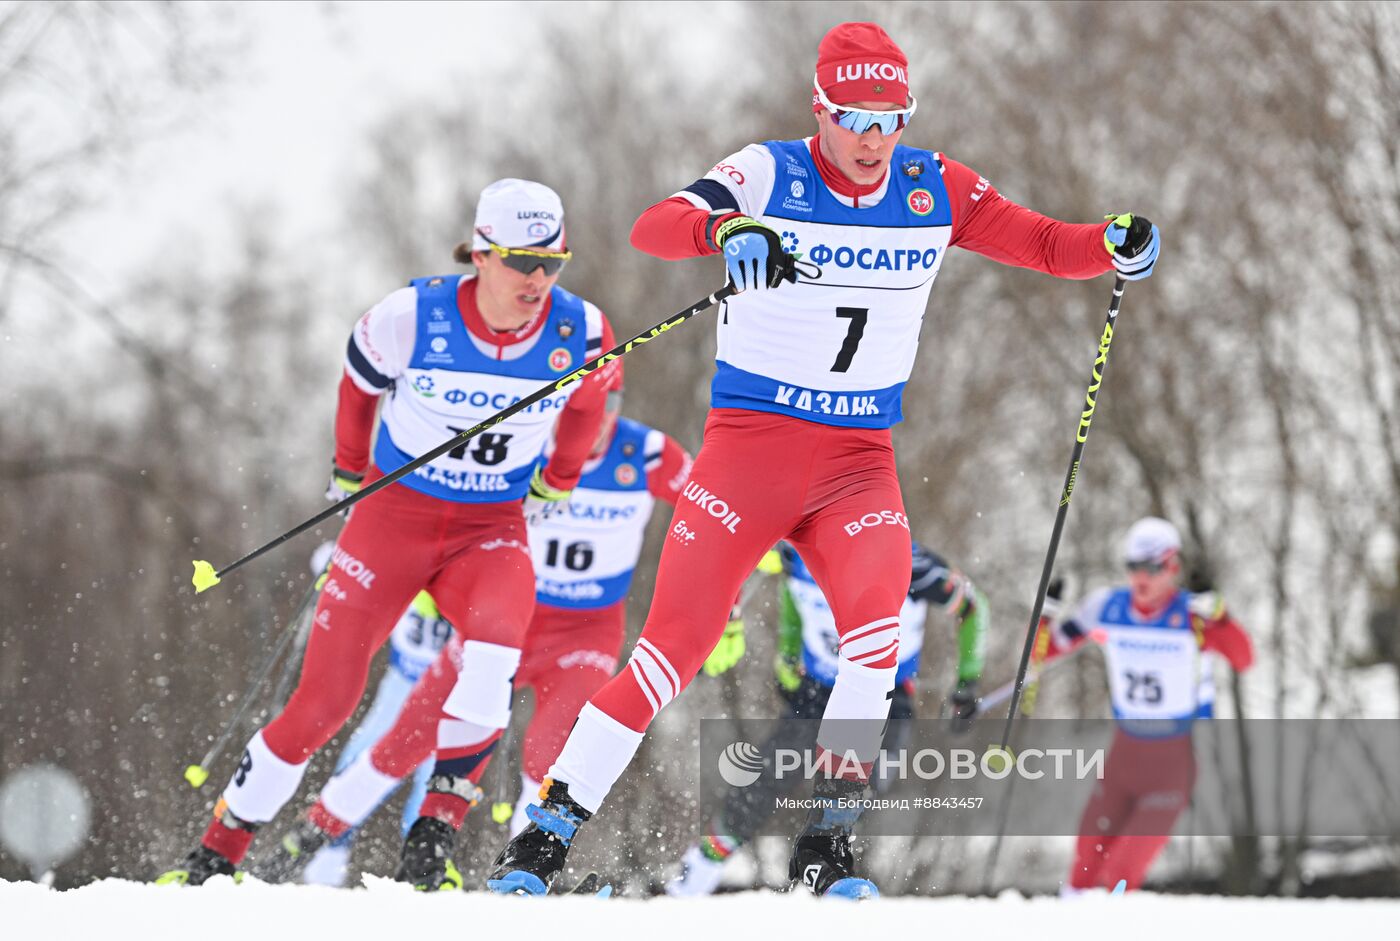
[1124, 516, 1182, 565]
[471, 178, 566, 252]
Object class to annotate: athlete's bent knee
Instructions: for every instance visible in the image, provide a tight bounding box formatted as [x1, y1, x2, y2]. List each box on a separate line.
[441, 640, 521, 728]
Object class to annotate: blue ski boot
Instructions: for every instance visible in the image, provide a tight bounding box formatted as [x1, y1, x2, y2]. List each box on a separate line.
[788, 777, 879, 900]
[486, 778, 591, 896]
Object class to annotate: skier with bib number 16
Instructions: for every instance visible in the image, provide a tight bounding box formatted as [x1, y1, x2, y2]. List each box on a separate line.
[486, 21, 1160, 898]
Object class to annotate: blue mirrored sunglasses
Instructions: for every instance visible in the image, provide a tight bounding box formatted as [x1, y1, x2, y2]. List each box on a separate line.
[814, 77, 917, 136]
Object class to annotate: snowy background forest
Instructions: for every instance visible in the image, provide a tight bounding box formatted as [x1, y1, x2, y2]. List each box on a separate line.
[4, 0, 1400, 898]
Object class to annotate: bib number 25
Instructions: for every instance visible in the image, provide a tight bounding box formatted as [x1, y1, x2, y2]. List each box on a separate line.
[1124, 670, 1164, 705]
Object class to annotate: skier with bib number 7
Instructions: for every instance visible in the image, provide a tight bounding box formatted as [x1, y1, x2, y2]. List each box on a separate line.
[486, 21, 1160, 899]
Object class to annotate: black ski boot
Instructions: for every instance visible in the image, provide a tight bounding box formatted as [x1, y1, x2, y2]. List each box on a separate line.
[157, 808, 257, 886]
[788, 777, 879, 899]
[249, 819, 329, 884]
[395, 816, 463, 891]
[156, 845, 241, 886]
[486, 778, 591, 895]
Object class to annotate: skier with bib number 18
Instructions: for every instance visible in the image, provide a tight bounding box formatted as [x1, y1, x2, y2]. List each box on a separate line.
[486, 21, 1160, 898]
[158, 179, 618, 886]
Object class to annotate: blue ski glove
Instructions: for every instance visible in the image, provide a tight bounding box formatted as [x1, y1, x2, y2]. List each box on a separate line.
[1104, 213, 1160, 281]
[709, 215, 797, 292]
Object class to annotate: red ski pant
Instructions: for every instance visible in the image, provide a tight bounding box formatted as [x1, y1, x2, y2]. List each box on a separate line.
[367, 601, 627, 784]
[1070, 729, 1197, 890]
[591, 408, 912, 733]
[261, 473, 536, 764]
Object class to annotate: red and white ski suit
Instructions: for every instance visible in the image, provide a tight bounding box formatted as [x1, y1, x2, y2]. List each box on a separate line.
[201, 275, 613, 864]
[545, 135, 1116, 814]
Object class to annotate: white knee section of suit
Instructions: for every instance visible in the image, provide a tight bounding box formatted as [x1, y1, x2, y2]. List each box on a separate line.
[319, 749, 402, 828]
[546, 702, 645, 814]
[437, 717, 497, 750]
[818, 653, 897, 766]
[222, 730, 310, 824]
[441, 640, 521, 728]
[510, 772, 541, 838]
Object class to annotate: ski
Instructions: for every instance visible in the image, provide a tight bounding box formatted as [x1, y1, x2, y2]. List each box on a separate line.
[565, 871, 613, 897]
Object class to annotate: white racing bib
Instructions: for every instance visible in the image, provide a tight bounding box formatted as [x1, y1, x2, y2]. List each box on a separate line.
[709, 140, 952, 428]
[790, 551, 927, 686]
[370, 275, 593, 502]
[1076, 587, 1203, 736]
[387, 592, 455, 681]
[530, 418, 660, 609]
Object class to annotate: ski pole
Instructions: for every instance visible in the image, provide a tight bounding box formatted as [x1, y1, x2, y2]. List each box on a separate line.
[977, 672, 1044, 715]
[190, 283, 739, 594]
[266, 603, 313, 713]
[997, 278, 1126, 752]
[489, 723, 516, 826]
[183, 578, 322, 787]
[981, 278, 1127, 892]
[976, 636, 1099, 713]
[977, 635, 1101, 892]
[717, 563, 780, 745]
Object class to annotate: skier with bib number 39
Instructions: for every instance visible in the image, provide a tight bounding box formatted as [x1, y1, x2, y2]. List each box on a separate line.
[487, 22, 1161, 900]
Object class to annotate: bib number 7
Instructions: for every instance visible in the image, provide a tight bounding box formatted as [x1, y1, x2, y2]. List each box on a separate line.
[830, 307, 868, 373]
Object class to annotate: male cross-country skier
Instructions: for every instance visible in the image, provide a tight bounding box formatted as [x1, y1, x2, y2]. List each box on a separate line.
[487, 21, 1160, 899]
[1036, 517, 1253, 893]
[666, 540, 988, 896]
[158, 178, 618, 885]
[252, 369, 702, 890]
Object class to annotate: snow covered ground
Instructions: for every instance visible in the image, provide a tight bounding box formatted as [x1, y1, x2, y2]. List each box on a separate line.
[6, 877, 1399, 941]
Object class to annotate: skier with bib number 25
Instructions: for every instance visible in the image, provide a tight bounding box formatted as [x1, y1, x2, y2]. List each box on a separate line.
[487, 21, 1160, 899]
[1037, 518, 1252, 894]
